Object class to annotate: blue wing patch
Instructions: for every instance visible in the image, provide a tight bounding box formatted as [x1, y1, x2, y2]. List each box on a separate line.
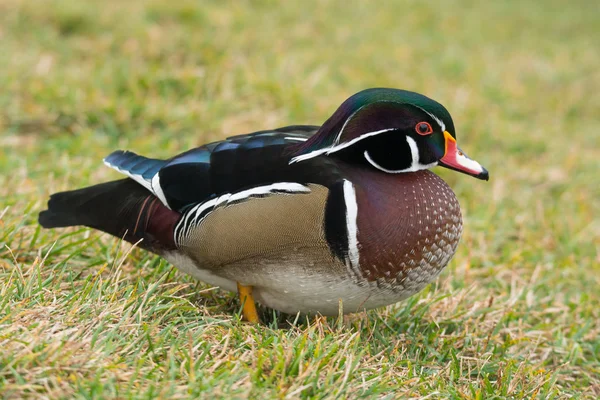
[103, 150, 166, 192]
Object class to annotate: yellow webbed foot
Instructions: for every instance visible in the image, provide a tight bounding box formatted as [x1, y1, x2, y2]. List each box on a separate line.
[237, 282, 260, 324]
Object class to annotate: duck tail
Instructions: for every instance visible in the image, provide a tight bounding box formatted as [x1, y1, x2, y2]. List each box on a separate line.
[38, 179, 180, 253]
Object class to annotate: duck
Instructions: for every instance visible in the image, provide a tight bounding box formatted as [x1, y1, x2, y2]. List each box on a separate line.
[39, 88, 489, 323]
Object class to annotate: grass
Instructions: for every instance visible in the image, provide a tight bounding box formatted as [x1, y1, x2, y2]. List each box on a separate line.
[1, 0, 598, 398]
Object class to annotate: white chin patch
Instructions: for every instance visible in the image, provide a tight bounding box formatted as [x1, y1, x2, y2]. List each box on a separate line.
[364, 136, 437, 173]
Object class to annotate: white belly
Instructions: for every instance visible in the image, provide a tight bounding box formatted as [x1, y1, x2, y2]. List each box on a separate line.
[163, 252, 434, 315]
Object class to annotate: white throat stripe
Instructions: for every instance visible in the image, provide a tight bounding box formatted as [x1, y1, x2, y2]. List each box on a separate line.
[406, 136, 420, 167]
[363, 136, 437, 173]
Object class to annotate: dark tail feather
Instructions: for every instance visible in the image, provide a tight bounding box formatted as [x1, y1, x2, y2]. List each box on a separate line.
[39, 179, 180, 253]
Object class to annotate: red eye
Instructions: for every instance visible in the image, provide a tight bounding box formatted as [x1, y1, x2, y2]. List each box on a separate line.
[415, 122, 433, 135]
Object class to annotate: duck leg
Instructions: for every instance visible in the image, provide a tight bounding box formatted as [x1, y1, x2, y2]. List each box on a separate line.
[237, 282, 260, 323]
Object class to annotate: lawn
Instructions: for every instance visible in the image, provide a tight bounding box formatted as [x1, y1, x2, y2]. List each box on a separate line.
[1, 0, 599, 398]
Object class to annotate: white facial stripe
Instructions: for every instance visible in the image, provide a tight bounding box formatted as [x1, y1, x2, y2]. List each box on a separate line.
[292, 100, 447, 165]
[284, 137, 308, 142]
[289, 147, 330, 163]
[412, 105, 446, 132]
[333, 104, 369, 145]
[326, 129, 396, 155]
[289, 128, 397, 164]
[363, 136, 437, 174]
[342, 180, 360, 271]
[364, 151, 397, 173]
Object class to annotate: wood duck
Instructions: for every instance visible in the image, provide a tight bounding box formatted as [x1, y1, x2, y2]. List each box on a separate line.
[39, 88, 489, 323]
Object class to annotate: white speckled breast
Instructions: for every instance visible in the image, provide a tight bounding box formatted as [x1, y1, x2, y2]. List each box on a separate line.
[351, 169, 463, 294]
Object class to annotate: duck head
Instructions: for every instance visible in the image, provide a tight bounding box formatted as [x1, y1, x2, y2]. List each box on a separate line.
[291, 88, 489, 180]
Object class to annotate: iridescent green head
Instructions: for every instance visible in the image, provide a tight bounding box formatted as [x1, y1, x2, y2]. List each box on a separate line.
[292, 88, 488, 180]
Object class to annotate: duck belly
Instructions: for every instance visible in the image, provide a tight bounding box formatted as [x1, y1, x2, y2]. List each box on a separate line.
[163, 251, 438, 316]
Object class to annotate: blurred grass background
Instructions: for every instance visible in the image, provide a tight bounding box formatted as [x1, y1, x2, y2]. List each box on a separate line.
[1, 0, 599, 398]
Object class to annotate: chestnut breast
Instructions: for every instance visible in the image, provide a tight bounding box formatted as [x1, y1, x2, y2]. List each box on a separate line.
[351, 169, 463, 286]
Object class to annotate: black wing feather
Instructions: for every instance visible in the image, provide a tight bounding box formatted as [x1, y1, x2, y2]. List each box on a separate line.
[155, 126, 346, 211]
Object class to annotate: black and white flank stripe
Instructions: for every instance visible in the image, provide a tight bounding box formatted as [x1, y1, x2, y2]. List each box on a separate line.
[174, 182, 311, 245]
[324, 179, 361, 277]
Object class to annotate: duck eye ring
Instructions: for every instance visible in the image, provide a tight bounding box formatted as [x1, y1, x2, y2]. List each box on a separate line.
[415, 122, 433, 135]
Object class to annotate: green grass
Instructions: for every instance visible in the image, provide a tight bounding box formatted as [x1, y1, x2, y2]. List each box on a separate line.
[1, 0, 599, 398]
